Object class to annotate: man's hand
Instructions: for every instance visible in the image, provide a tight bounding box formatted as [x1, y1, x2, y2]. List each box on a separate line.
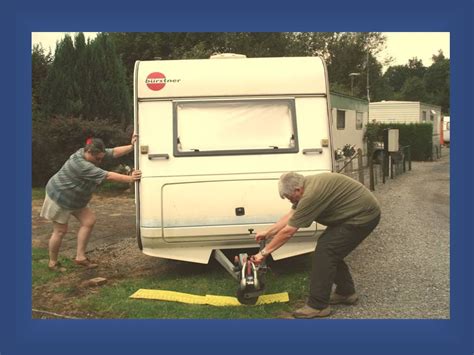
[255, 231, 269, 242]
[250, 252, 265, 265]
[131, 133, 138, 146]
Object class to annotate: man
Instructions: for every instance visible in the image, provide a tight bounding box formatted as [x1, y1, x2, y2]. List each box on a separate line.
[40, 135, 141, 271]
[252, 172, 381, 318]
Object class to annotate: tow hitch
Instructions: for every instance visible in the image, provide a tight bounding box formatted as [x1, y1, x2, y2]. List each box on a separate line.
[234, 243, 267, 305]
[212, 229, 268, 305]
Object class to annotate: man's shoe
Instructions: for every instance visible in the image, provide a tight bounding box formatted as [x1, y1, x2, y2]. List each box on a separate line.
[292, 305, 331, 319]
[329, 292, 358, 305]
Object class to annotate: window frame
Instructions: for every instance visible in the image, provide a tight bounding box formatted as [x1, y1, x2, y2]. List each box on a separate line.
[172, 98, 299, 157]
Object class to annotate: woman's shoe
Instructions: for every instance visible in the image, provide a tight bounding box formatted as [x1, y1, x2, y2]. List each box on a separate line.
[48, 261, 67, 272]
[74, 258, 98, 269]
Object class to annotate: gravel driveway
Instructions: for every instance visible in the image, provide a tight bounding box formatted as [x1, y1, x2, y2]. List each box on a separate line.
[331, 148, 450, 319]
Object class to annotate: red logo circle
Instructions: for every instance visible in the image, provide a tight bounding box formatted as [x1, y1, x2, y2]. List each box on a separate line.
[146, 72, 166, 91]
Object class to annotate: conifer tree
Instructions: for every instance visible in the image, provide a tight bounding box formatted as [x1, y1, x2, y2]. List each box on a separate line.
[39, 33, 132, 127]
[41, 34, 78, 117]
[87, 33, 132, 127]
[32, 44, 52, 118]
[73, 32, 90, 118]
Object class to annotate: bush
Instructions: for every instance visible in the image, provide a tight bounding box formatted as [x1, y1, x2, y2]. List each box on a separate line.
[32, 116, 133, 187]
[365, 122, 433, 161]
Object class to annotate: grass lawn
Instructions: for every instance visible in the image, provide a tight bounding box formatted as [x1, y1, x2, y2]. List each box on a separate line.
[32, 247, 75, 287]
[78, 263, 310, 319]
[32, 187, 46, 200]
[32, 247, 313, 319]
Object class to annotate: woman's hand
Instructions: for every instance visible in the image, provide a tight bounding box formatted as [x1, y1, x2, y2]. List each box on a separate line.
[130, 169, 142, 182]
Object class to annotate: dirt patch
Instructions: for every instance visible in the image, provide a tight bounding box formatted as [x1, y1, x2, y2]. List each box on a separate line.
[32, 193, 168, 318]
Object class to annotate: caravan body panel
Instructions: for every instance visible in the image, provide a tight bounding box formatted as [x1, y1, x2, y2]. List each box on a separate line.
[134, 56, 334, 263]
[136, 57, 327, 99]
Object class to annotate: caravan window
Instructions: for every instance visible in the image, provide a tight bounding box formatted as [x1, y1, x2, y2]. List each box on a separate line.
[336, 110, 346, 130]
[173, 99, 298, 156]
[356, 111, 363, 130]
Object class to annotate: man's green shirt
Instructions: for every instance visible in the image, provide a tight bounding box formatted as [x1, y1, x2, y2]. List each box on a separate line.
[288, 172, 381, 228]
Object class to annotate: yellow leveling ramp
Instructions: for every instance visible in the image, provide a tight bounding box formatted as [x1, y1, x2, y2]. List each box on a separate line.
[130, 289, 289, 306]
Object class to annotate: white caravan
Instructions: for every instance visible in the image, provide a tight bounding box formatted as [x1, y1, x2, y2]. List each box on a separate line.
[133, 55, 335, 273]
[443, 116, 450, 145]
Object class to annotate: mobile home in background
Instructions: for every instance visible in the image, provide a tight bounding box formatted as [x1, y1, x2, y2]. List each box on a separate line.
[369, 101, 443, 159]
[442, 116, 450, 146]
[330, 92, 369, 169]
[133, 55, 335, 269]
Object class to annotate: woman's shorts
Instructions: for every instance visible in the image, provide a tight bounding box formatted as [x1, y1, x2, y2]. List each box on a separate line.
[40, 194, 78, 224]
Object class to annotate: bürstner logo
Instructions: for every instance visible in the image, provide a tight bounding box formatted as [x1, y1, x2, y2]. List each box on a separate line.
[145, 72, 181, 91]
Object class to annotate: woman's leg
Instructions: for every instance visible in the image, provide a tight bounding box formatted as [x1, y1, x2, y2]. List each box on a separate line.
[72, 207, 96, 261]
[48, 222, 68, 267]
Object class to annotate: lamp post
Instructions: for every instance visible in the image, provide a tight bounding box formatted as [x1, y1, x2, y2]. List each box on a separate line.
[349, 72, 361, 96]
[366, 50, 370, 103]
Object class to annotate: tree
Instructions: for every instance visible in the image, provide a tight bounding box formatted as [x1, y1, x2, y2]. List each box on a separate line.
[432, 49, 446, 63]
[217, 32, 294, 58]
[323, 32, 386, 99]
[399, 76, 428, 102]
[383, 57, 426, 94]
[87, 33, 132, 127]
[288, 32, 334, 57]
[32, 44, 52, 117]
[379, 55, 450, 104]
[73, 32, 90, 118]
[41, 34, 80, 117]
[383, 65, 410, 93]
[407, 57, 426, 78]
[377, 51, 450, 111]
[108, 32, 169, 93]
[370, 77, 395, 102]
[424, 52, 450, 113]
[39, 33, 132, 127]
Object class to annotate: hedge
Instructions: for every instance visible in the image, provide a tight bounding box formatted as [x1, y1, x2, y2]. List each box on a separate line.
[32, 116, 133, 187]
[365, 122, 434, 161]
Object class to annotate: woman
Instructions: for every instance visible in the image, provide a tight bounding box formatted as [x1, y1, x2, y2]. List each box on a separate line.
[40, 135, 141, 270]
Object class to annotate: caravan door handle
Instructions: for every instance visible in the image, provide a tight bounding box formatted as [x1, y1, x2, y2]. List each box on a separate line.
[302, 148, 323, 155]
[148, 153, 170, 160]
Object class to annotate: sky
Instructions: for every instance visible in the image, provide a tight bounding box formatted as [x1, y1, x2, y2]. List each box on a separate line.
[377, 32, 450, 69]
[31, 32, 450, 71]
[31, 32, 98, 53]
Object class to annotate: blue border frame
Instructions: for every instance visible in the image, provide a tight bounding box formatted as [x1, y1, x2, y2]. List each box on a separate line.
[3, 0, 473, 354]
